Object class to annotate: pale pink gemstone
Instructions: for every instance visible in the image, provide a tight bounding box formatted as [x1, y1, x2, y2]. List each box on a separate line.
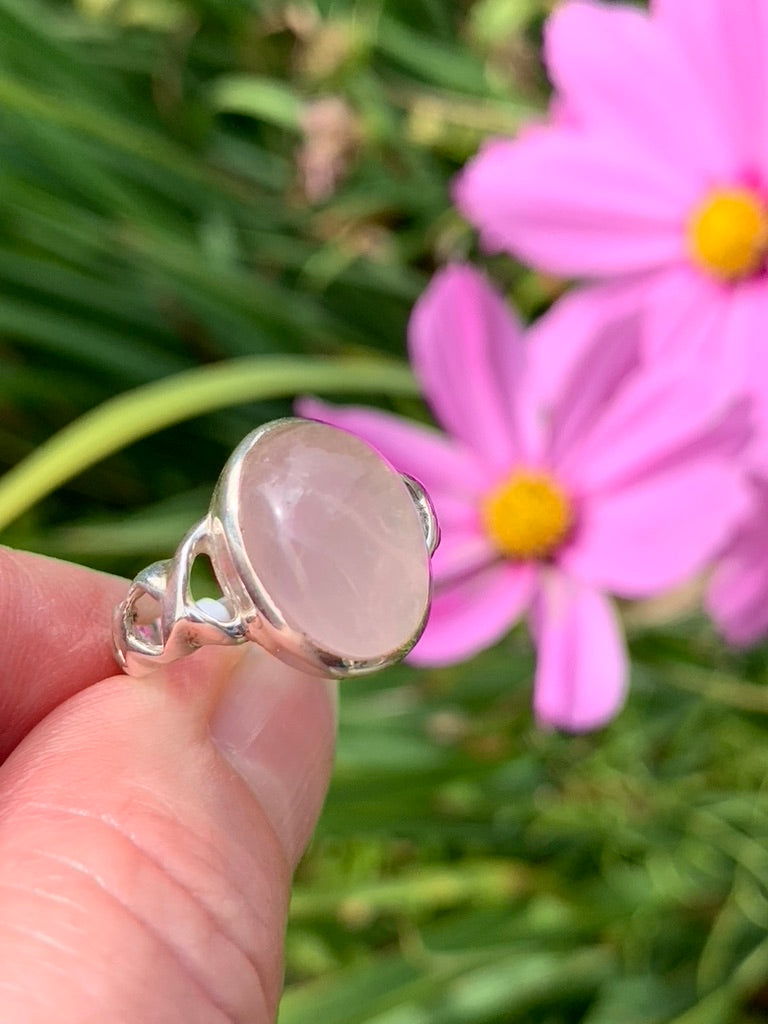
[237, 420, 431, 661]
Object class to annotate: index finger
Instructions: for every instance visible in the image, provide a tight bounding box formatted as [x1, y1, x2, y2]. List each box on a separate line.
[0, 547, 127, 759]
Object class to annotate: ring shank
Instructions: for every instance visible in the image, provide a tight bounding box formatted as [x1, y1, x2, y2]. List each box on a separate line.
[113, 520, 248, 677]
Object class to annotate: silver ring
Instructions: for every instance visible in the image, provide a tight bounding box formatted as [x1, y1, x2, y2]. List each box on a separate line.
[113, 417, 439, 678]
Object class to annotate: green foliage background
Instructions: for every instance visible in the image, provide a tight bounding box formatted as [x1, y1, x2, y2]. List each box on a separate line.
[2, 1, 768, 1020]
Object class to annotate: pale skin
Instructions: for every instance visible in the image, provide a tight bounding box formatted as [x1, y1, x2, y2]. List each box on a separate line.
[0, 547, 337, 1023]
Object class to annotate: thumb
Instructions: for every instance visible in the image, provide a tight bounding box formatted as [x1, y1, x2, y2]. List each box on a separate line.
[0, 644, 336, 1024]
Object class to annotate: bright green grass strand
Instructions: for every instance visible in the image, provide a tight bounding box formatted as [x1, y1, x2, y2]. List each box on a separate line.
[290, 860, 530, 920]
[0, 356, 418, 533]
[210, 76, 303, 131]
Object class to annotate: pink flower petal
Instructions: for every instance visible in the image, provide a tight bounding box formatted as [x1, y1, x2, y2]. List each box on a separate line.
[546, 1, 734, 180]
[295, 398, 493, 525]
[407, 265, 536, 471]
[527, 284, 644, 466]
[706, 478, 768, 646]
[556, 333, 752, 497]
[729, 284, 768, 470]
[527, 280, 648, 411]
[409, 562, 536, 667]
[531, 571, 627, 732]
[643, 265, 732, 368]
[652, 0, 766, 168]
[641, 274, 763, 461]
[430, 526, 496, 590]
[454, 134, 692, 277]
[649, 275, 768, 422]
[560, 459, 751, 599]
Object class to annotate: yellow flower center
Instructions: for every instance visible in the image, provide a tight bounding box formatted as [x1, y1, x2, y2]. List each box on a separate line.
[481, 471, 572, 560]
[688, 188, 768, 280]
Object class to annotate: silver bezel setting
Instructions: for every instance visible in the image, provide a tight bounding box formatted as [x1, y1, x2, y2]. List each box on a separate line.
[114, 418, 438, 679]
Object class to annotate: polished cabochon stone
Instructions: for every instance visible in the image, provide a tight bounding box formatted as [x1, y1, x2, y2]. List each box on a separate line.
[237, 420, 431, 661]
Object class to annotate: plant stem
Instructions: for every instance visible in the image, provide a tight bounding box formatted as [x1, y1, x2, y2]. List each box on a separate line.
[0, 355, 417, 532]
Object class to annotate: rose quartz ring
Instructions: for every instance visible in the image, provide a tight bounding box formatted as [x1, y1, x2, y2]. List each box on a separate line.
[113, 418, 438, 678]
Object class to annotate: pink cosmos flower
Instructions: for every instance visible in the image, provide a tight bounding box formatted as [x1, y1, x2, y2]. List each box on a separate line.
[454, 0, 768, 422]
[297, 265, 751, 732]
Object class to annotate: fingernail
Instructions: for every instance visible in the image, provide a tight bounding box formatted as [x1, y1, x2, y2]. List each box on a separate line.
[209, 647, 337, 866]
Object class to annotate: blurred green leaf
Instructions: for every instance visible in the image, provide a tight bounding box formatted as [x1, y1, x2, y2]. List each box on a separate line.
[210, 76, 303, 131]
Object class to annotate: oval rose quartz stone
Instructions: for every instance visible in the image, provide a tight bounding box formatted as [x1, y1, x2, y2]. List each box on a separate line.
[236, 420, 431, 661]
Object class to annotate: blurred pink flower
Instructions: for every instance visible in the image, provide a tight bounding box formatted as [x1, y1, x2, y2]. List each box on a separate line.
[297, 265, 751, 731]
[454, 0, 768, 424]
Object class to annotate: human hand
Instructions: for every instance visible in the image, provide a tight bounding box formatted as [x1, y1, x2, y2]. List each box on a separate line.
[0, 547, 337, 1023]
